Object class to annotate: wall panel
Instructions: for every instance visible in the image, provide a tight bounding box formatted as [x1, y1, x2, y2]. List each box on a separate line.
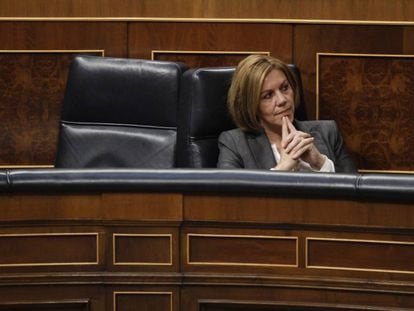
[0, 0, 414, 21]
[0, 20, 412, 171]
[0, 51, 102, 166]
[128, 22, 293, 66]
[0, 22, 127, 166]
[317, 53, 414, 171]
[294, 25, 404, 120]
[0, 22, 127, 54]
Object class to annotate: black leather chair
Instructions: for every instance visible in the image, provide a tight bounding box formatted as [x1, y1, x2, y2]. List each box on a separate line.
[176, 64, 307, 168]
[55, 55, 187, 168]
[0, 170, 8, 193]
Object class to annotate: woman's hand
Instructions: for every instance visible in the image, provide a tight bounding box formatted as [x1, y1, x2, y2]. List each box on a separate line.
[273, 117, 325, 171]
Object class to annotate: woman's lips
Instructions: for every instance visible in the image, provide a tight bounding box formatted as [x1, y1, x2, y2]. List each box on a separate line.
[275, 109, 291, 116]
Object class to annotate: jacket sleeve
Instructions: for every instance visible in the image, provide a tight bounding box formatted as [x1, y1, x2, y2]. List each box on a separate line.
[217, 131, 244, 168]
[331, 121, 358, 173]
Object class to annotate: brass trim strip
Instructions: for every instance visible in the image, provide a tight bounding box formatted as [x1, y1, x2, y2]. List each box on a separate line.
[2, 17, 414, 25]
[359, 169, 414, 175]
[187, 233, 298, 267]
[0, 165, 54, 168]
[113, 233, 173, 266]
[306, 237, 414, 274]
[0, 232, 99, 267]
[113, 291, 173, 311]
[0, 49, 105, 55]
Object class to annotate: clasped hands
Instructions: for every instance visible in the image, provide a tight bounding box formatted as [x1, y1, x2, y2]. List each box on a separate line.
[273, 117, 325, 171]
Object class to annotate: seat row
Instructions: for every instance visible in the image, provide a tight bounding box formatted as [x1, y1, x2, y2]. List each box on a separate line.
[54, 55, 308, 168]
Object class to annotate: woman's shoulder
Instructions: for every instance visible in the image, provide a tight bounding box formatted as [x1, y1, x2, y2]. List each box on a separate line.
[295, 119, 338, 132]
[218, 128, 244, 145]
[219, 128, 263, 141]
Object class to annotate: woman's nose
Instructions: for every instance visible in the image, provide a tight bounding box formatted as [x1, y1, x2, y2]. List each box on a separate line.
[274, 91, 287, 106]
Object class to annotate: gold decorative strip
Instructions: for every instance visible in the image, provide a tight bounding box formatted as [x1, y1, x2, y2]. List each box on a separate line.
[0, 232, 99, 267]
[113, 233, 173, 266]
[113, 291, 173, 311]
[0, 165, 54, 168]
[306, 237, 414, 274]
[1, 17, 414, 26]
[187, 233, 298, 267]
[0, 49, 105, 55]
[359, 169, 414, 175]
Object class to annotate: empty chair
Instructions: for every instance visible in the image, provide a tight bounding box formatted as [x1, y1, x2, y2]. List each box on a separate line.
[176, 64, 307, 168]
[55, 55, 187, 168]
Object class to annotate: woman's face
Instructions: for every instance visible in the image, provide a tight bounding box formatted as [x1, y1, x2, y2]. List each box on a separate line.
[258, 69, 295, 131]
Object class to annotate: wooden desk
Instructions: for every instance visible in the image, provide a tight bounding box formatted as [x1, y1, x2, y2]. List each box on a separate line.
[0, 170, 413, 310]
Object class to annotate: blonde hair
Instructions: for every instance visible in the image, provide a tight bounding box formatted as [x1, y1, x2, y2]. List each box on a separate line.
[227, 55, 299, 132]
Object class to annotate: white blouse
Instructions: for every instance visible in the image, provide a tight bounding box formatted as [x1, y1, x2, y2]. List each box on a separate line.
[271, 144, 335, 172]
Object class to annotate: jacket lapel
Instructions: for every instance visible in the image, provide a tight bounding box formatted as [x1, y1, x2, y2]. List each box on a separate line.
[246, 130, 276, 169]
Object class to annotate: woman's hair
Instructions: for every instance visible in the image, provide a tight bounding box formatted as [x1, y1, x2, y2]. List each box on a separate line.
[227, 54, 299, 132]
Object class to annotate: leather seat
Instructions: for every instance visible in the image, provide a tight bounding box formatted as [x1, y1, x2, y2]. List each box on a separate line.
[176, 64, 307, 168]
[0, 170, 7, 193]
[55, 55, 187, 168]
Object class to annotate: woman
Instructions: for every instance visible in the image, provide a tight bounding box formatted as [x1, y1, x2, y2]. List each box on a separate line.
[217, 55, 356, 173]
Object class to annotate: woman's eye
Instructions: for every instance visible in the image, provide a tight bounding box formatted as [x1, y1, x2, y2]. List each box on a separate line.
[262, 92, 273, 99]
[281, 83, 290, 92]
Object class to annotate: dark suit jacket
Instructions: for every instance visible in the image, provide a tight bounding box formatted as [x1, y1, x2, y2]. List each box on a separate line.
[217, 120, 357, 173]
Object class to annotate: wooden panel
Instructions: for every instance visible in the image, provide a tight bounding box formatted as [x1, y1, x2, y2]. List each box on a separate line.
[0, 300, 89, 311]
[187, 233, 297, 267]
[182, 286, 414, 310]
[0, 194, 102, 221]
[102, 193, 183, 221]
[0, 51, 101, 166]
[0, 21, 127, 166]
[0, 233, 98, 267]
[403, 27, 414, 54]
[113, 234, 172, 265]
[114, 291, 172, 311]
[0, 286, 105, 311]
[199, 300, 401, 311]
[294, 25, 404, 120]
[153, 51, 269, 68]
[0, 190, 414, 309]
[0, 22, 126, 54]
[183, 194, 414, 229]
[0, 193, 182, 221]
[129, 22, 292, 64]
[307, 238, 414, 273]
[317, 53, 414, 171]
[1, 0, 414, 21]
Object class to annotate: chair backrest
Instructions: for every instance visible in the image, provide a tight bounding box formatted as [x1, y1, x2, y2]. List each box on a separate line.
[176, 64, 308, 168]
[55, 55, 187, 168]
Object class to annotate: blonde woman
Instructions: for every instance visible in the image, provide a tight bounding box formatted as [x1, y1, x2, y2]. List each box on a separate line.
[217, 55, 356, 173]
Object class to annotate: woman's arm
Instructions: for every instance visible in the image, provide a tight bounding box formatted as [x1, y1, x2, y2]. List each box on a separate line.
[217, 131, 244, 168]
